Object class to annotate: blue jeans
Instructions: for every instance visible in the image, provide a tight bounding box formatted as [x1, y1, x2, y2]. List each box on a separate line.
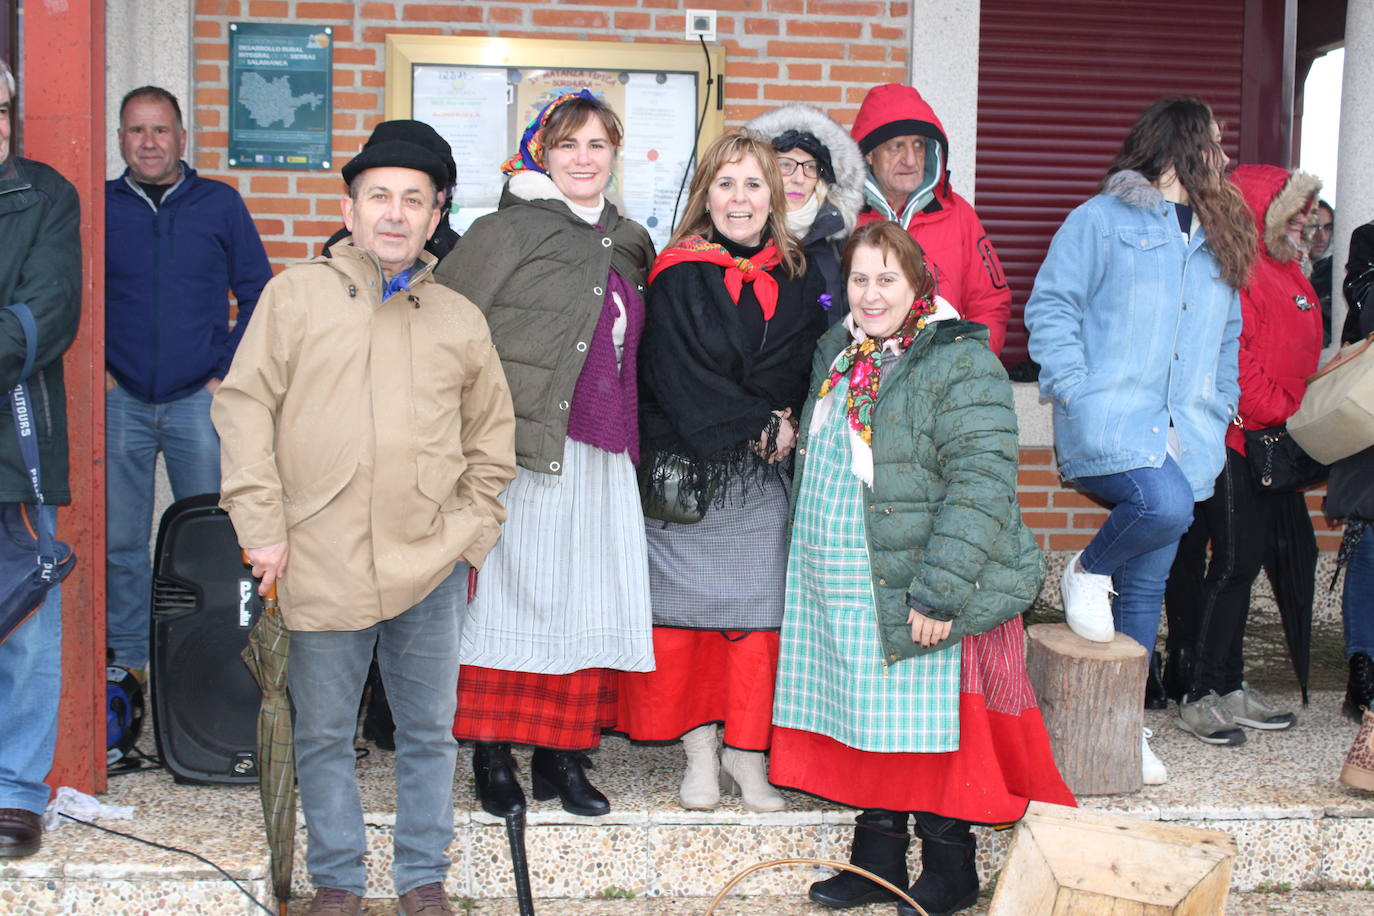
[288, 565, 465, 897]
[1074, 458, 1195, 661]
[106, 384, 221, 669]
[0, 506, 61, 814]
[1345, 527, 1374, 659]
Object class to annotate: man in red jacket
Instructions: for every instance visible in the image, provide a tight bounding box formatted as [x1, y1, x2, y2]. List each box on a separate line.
[852, 84, 1010, 354]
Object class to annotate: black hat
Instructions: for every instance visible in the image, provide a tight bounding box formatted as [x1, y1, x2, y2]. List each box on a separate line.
[341, 139, 449, 197]
[363, 119, 456, 187]
[770, 129, 836, 185]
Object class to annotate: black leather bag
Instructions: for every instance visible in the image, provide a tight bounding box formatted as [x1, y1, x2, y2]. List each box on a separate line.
[1242, 424, 1328, 492]
[637, 454, 716, 524]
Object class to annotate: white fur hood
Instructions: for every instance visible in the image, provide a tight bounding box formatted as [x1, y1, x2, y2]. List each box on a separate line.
[744, 104, 866, 240]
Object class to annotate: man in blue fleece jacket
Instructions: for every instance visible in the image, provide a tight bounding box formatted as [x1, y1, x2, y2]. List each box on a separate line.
[104, 85, 271, 675]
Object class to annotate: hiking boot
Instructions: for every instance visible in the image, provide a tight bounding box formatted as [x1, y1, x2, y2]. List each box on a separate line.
[1345, 652, 1374, 724]
[1060, 550, 1116, 643]
[399, 881, 454, 914]
[305, 887, 362, 915]
[1178, 691, 1246, 745]
[808, 809, 910, 909]
[1141, 728, 1167, 785]
[1220, 682, 1296, 730]
[1340, 708, 1374, 792]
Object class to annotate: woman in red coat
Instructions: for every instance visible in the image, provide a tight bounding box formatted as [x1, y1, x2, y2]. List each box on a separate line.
[1163, 164, 1323, 744]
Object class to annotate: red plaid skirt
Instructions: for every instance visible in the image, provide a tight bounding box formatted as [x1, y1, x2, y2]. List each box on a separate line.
[454, 665, 617, 750]
[615, 627, 779, 751]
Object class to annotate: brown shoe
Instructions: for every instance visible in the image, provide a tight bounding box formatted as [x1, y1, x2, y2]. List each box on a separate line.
[305, 887, 363, 915]
[1342, 708, 1374, 792]
[398, 881, 454, 914]
[0, 808, 42, 858]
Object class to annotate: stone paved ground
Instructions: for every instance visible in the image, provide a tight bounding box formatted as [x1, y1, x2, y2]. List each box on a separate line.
[310, 889, 1374, 914]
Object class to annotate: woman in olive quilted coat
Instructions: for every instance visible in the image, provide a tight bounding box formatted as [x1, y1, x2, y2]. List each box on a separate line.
[770, 222, 1073, 916]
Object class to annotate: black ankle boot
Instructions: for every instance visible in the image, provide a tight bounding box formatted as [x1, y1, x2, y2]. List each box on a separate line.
[530, 748, 610, 816]
[1144, 653, 1168, 709]
[1345, 653, 1374, 723]
[897, 813, 978, 916]
[472, 742, 526, 817]
[1162, 645, 1195, 705]
[807, 810, 910, 909]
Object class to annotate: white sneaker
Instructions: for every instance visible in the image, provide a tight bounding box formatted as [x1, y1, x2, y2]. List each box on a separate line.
[1060, 549, 1117, 642]
[1141, 727, 1167, 785]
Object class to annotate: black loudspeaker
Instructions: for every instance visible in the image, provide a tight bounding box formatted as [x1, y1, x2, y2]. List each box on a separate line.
[150, 493, 262, 785]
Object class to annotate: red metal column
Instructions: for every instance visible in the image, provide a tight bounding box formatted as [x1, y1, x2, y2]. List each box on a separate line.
[23, 0, 106, 795]
[1241, 0, 1298, 166]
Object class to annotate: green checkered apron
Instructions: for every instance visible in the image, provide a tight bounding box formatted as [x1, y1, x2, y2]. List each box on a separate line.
[773, 377, 961, 752]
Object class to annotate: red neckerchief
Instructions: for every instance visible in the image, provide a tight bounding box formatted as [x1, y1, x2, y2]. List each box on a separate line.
[648, 235, 783, 320]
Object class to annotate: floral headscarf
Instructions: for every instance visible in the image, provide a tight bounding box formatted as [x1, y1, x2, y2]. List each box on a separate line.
[814, 292, 938, 485]
[500, 88, 600, 176]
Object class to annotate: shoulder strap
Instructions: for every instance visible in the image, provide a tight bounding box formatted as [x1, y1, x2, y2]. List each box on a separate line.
[2, 305, 51, 540]
[6, 303, 38, 384]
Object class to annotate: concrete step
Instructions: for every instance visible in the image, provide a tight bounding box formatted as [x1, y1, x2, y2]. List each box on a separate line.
[2, 689, 1370, 914]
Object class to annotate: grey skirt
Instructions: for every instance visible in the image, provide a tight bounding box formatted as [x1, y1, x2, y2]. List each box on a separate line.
[460, 439, 654, 674]
[644, 472, 790, 630]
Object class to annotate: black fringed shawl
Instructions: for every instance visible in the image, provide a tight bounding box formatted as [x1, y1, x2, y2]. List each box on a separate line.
[638, 233, 829, 504]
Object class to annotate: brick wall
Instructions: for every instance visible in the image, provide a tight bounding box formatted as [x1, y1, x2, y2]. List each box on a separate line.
[190, 0, 910, 268]
[189, 1, 1341, 559]
[1017, 447, 1342, 554]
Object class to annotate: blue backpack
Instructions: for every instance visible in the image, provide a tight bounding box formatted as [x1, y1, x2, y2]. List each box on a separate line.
[106, 665, 145, 769]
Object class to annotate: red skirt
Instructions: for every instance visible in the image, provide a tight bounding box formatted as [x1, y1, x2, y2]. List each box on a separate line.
[769, 621, 1076, 824]
[454, 665, 617, 750]
[615, 627, 779, 751]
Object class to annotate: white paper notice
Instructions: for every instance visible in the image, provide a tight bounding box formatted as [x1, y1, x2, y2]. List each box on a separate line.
[621, 72, 699, 251]
[412, 66, 510, 211]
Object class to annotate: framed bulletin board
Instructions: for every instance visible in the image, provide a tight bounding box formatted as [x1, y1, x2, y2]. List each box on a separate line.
[384, 35, 725, 249]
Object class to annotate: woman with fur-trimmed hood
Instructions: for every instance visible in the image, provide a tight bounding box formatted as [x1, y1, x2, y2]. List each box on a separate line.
[1162, 164, 1324, 746]
[745, 104, 865, 325]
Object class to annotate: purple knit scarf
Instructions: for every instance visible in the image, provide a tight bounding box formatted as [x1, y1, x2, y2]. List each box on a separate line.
[566, 269, 644, 463]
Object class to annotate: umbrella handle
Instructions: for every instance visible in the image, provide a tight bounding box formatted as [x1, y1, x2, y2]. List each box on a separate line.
[241, 550, 280, 604]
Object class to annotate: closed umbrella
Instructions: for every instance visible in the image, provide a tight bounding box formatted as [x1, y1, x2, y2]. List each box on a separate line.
[239, 558, 294, 916]
[470, 566, 535, 916]
[1262, 492, 1319, 705]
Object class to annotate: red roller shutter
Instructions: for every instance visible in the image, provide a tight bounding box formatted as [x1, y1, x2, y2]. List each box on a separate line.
[977, 0, 1246, 368]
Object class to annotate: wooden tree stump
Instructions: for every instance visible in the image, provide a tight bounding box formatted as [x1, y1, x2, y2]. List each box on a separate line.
[989, 801, 1235, 915]
[1026, 623, 1147, 796]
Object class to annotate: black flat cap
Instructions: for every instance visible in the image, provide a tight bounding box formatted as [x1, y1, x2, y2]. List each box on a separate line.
[363, 119, 456, 187]
[341, 139, 449, 196]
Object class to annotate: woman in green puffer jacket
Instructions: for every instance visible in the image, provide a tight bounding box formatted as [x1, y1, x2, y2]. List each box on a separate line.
[769, 221, 1074, 916]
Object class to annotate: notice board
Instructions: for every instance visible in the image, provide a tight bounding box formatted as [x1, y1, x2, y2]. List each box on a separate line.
[384, 35, 725, 249]
[229, 22, 333, 170]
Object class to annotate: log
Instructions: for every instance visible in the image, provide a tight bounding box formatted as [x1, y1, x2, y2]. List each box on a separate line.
[1025, 623, 1147, 796]
[989, 801, 1235, 916]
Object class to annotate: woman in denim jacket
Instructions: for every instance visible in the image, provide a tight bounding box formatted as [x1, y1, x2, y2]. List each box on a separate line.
[1025, 97, 1255, 784]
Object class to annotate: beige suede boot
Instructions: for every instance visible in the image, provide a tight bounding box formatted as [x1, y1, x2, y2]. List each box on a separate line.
[719, 746, 786, 812]
[679, 724, 721, 810]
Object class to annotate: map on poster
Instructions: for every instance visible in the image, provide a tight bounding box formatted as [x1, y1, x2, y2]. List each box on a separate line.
[412, 64, 700, 249]
[229, 22, 333, 170]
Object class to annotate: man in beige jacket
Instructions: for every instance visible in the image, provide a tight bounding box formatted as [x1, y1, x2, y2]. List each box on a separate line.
[213, 137, 515, 916]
